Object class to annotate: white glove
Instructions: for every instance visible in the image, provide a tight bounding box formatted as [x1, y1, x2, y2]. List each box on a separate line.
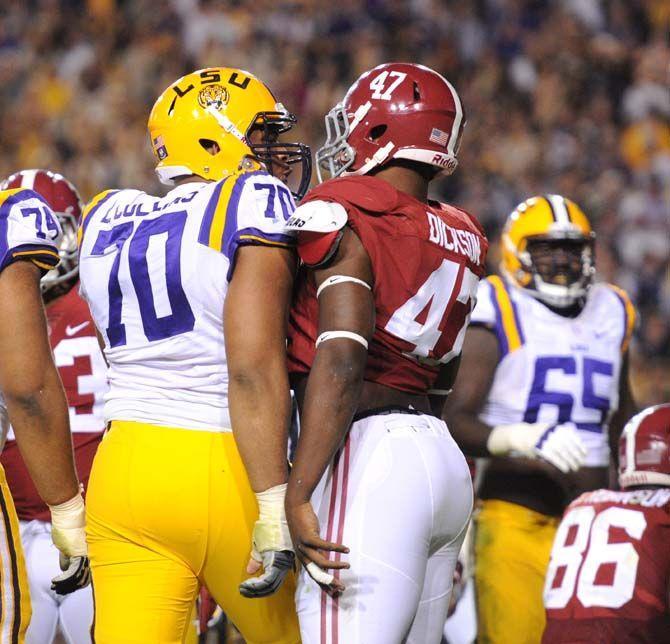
[49, 492, 91, 595]
[239, 483, 295, 598]
[487, 422, 587, 473]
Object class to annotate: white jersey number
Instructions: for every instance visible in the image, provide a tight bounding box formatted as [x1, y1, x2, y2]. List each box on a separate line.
[384, 259, 478, 363]
[544, 506, 646, 610]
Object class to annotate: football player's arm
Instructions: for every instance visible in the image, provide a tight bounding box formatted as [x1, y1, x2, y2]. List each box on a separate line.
[0, 261, 78, 503]
[444, 325, 587, 473]
[224, 244, 296, 597]
[607, 351, 636, 474]
[443, 326, 500, 456]
[0, 261, 89, 594]
[286, 227, 374, 595]
[429, 355, 460, 418]
[225, 245, 295, 489]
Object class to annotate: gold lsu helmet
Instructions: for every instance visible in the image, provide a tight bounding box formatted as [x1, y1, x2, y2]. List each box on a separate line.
[148, 68, 311, 199]
[501, 194, 595, 307]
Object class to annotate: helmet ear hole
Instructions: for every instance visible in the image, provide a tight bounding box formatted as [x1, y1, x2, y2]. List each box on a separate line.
[368, 125, 387, 141]
[413, 82, 421, 102]
[199, 139, 221, 155]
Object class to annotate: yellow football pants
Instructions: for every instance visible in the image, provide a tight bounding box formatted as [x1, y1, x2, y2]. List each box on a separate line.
[474, 499, 559, 644]
[0, 464, 31, 643]
[86, 421, 299, 644]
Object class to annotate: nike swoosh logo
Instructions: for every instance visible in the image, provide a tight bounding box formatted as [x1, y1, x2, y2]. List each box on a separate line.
[65, 321, 90, 336]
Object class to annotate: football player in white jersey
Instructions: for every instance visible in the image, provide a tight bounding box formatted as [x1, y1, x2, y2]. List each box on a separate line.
[0, 169, 103, 644]
[444, 195, 636, 644]
[0, 185, 90, 642]
[78, 67, 309, 644]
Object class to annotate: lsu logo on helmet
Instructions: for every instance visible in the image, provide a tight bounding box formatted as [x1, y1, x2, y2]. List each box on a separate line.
[197, 84, 230, 111]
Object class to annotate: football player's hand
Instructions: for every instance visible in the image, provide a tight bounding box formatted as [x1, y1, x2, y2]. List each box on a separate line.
[533, 423, 587, 473]
[49, 492, 91, 595]
[487, 422, 587, 473]
[239, 484, 295, 598]
[286, 500, 349, 598]
[447, 561, 464, 618]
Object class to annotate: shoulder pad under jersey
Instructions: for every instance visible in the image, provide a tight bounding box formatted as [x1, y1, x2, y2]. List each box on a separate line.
[78, 189, 121, 246]
[601, 283, 637, 353]
[446, 203, 486, 237]
[286, 200, 348, 233]
[306, 176, 400, 213]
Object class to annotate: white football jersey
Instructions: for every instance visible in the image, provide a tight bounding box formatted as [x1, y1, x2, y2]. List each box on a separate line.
[78, 170, 296, 431]
[0, 188, 63, 447]
[471, 276, 635, 466]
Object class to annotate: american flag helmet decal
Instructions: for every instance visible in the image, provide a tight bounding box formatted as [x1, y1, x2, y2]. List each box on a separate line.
[429, 127, 449, 147]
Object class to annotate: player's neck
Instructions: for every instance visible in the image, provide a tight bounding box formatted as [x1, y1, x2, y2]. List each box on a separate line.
[542, 299, 584, 318]
[370, 164, 431, 203]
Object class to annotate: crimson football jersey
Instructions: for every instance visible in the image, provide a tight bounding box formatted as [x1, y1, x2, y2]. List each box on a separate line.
[288, 176, 488, 393]
[543, 488, 670, 644]
[1, 285, 107, 521]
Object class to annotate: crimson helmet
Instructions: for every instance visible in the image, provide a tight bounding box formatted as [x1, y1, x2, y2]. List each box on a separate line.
[619, 403, 670, 489]
[316, 62, 465, 182]
[1, 169, 82, 294]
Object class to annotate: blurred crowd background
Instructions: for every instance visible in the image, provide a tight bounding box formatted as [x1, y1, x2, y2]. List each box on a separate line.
[0, 0, 668, 405]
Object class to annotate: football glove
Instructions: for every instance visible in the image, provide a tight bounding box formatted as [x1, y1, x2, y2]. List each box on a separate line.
[239, 483, 295, 599]
[487, 422, 587, 473]
[49, 491, 91, 595]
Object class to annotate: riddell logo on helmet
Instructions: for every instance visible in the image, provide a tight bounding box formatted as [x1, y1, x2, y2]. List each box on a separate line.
[431, 153, 456, 171]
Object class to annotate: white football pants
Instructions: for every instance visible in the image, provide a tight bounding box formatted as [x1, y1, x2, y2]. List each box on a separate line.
[296, 410, 473, 644]
[19, 521, 93, 644]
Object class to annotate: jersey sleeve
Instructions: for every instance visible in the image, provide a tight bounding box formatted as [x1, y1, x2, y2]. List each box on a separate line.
[0, 188, 62, 274]
[469, 278, 497, 328]
[606, 284, 637, 353]
[469, 276, 525, 357]
[285, 199, 349, 267]
[207, 171, 296, 280]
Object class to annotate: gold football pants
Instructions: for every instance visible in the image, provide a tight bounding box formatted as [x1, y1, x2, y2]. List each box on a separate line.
[474, 499, 559, 644]
[86, 421, 299, 644]
[0, 463, 31, 643]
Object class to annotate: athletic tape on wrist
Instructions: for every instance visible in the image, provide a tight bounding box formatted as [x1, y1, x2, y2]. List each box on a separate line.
[316, 330, 368, 349]
[316, 275, 372, 298]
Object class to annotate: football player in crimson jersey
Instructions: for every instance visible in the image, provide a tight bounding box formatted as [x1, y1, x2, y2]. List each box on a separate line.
[284, 62, 488, 644]
[0, 169, 102, 644]
[0, 175, 89, 642]
[444, 196, 636, 643]
[543, 404, 670, 643]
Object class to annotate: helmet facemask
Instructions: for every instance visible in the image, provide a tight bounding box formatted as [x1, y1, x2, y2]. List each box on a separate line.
[247, 109, 312, 201]
[316, 103, 359, 182]
[41, 210, 79, 298]
[515, 233, 595, 308]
